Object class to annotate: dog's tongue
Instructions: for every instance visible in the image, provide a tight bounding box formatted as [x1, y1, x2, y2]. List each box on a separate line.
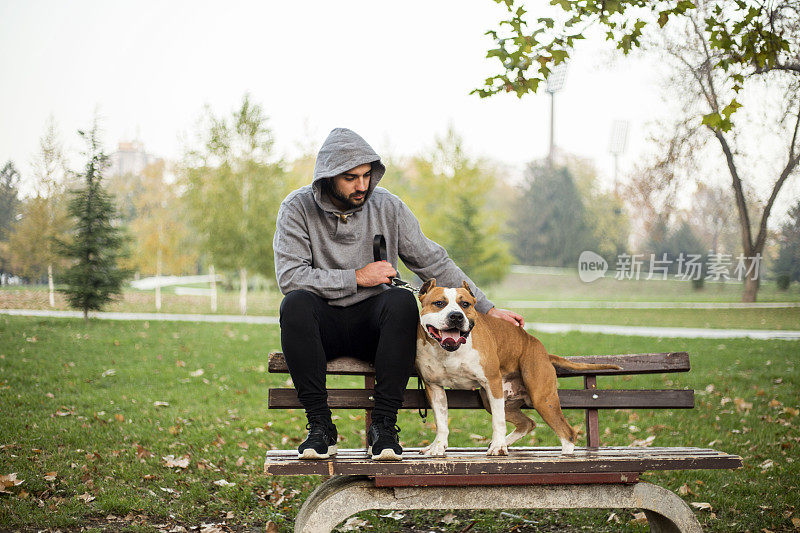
[441, 329, 465, 347]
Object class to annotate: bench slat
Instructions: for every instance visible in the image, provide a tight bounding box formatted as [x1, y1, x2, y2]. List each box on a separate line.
[264, 446, 742, 476]
[268, 388, 695, 410]
[267, 351, 690, 377]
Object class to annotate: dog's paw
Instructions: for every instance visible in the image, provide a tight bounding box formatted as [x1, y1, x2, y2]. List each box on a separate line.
[487, 440, 509, 456]
[420, 440, 448, 456]
[560, 439, 575, 455]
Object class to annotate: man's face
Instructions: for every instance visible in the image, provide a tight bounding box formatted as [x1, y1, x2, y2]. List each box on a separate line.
[328, 163, 371, 210]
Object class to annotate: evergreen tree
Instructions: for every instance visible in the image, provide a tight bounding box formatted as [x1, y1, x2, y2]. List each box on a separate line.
[0, 161, 21, 278]
[57, 126, 129, 321]
[775, 200, 800, 289]
[512, 163, 595, 267]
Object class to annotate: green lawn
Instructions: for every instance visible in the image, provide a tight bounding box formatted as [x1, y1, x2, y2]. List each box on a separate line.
[1, 316, 798, 531]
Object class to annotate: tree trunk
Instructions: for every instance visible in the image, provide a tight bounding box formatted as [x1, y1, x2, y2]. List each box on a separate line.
[209, 264, 218, 313]
[48, 264, 55, 307]
[83, 308, 88, 323]
[239, 267, 247, 315]
[155, 249, 162, 312]
[741, 252, 761, 302]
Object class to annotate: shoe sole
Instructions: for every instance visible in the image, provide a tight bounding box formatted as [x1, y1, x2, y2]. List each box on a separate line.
[298, 445, 337, 459]
[368, 446, 402, 461]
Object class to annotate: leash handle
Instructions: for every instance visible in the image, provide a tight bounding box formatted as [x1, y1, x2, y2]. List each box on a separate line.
[372, 234, 419, 293]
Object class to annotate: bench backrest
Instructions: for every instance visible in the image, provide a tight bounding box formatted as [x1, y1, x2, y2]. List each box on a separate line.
[267, 351, 693, 447]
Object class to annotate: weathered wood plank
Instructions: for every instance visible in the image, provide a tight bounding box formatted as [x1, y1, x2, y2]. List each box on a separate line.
[267, 351, 690, 376]
[263, 447, 743, 476]
[268, 388, 695, 410]
[372, 472, 639, 487]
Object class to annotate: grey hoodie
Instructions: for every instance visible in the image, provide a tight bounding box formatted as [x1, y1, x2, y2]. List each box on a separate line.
[273, 128, 494, 312]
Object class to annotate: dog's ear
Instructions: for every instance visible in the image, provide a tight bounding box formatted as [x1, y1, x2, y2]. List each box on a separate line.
[462, 280, 475, 298]
[419, 278, 436, 298]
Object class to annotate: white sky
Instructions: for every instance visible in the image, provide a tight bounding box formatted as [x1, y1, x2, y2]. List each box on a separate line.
[1, 0, 796, 218]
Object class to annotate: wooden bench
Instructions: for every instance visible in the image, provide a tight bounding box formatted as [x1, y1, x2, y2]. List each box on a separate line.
[264, 350, 741, 533]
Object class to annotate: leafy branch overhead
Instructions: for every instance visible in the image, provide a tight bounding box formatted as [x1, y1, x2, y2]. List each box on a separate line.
[475, 0, 799, 131]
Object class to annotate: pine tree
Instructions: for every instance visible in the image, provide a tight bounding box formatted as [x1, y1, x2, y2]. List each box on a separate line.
[57, 126, 129, 321]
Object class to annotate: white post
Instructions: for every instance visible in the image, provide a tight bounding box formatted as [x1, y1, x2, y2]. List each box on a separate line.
[209, 264, 218, 312]
[155, 249, 162, 312]
[239, 267, 247, 315]
[47, 264, 55, 307]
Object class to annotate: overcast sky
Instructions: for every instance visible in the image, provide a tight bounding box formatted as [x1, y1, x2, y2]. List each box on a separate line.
[1, 1, 797, 218]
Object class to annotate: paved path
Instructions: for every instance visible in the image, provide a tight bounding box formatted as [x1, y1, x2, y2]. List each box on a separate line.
[503, 300, 800, 309]
[4, 308, 799, 340]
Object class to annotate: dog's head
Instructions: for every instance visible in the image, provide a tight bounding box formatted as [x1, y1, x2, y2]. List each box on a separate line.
[418, 279, 478, 352]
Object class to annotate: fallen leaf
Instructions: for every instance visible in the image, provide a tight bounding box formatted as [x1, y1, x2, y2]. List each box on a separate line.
[153, 401, 169, 408]
[630, 512, 648, 524]
[380, 510, 405, 520]
[338, 516, 369, 531]
[441, 513, 457, 524]
[0, 473, 24, 493]
[265, 521, 279, 533]
[691, 502, 713, 511]
[190, 369, 204, 377]
[44, 472, 57, 482]
[213, 479, 235, 487]
[162, 455, 190, 469]
[631, 435, 656, 447]
[77, 492, 95, 503]
[769, 399, 783, 408]
[236, 456, 245, 467]
[791, 517, 800, 528]
[101, 369, 116, 378]
[199, 524, 223, 533]
[760, 459, 774, 471]
[175, 360, 186, 367]
[114, 414, 124, 422]
[678, 483, 694, 496]
[607, 512, 620, 523]
[237, 442, 249, 449]
[734, 398, 753, 412]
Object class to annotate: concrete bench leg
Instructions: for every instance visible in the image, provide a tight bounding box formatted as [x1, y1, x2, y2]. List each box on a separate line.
[292, 475, 702, 533]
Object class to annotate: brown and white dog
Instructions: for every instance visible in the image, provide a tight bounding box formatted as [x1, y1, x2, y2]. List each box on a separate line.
[415, 279, 620, 456]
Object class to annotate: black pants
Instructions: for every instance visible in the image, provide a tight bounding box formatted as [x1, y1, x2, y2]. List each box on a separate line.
[279, 288, 418, 422]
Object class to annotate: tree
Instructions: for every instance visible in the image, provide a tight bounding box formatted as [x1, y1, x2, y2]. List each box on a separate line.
[477, 0, 800, 301]
[0, 161, 21, 279]
[512, 161, 595, 267]
[394, 128, 513, 285]
[57, 125, 130, 321]
[775, 200, 800, 288]
[182, 94, 288, 314]
[8, 119, 71, 304]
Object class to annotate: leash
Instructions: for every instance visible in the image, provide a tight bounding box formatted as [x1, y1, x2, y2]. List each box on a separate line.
[372, 235, 419, 293]
[372, 234, 427, 419]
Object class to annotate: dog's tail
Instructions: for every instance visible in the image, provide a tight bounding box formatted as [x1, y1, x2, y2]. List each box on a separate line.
[548, 354, 621, 371]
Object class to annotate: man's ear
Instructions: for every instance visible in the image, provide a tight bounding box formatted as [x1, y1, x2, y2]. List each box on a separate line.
[419, 278, 436, 299]
[462, 280, 475, 298]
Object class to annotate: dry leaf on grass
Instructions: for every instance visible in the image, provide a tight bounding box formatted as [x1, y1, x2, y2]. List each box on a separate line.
[162, 455, 190, 469]
[153, 401, 169, 408]
[77, 492, 95, 503]
[101, 369, 116, 377]
[265, 521, 279, 533]
[607, 512, 620, 523]
[791, 517, 800, 528]
[380, 511, 404, 520]
[631, 435, 656, 447]
[43, 472, 57, 482]
[213, 479, 235, 487]
[441, 513, 457, 524]
[760, 459, 774, 471]
[630, 512, 648, 524]
[338, 516, 369, 531]
[678, 483, 694, 496]
[691, 502, 713, 511]
[0, 473, 24, 493]
[190, 369, 204, 377]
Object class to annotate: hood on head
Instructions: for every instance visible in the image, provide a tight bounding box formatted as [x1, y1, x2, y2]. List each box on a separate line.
[312, 128, 385, 213]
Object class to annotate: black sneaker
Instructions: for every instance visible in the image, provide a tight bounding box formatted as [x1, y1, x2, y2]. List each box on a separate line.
[367, 416, 403, 461]
[297, 417, 338, 459]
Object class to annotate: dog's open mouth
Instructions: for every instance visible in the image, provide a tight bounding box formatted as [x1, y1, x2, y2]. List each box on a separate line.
[427, 325, 470, 351]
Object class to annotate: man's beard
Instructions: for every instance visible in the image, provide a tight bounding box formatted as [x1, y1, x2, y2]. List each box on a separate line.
[327, 180, 367, 210]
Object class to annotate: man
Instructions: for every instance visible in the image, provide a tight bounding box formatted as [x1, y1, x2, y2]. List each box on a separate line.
[273, 128, 524, 460]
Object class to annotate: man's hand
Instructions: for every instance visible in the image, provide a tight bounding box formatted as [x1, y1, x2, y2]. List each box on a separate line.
[487, 307, 526, 328]
[356, 261, 397, 287]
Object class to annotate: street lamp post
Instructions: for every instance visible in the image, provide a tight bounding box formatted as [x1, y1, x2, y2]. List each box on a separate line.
[546, 63, 568, 166]
[608, 120, 630, 186]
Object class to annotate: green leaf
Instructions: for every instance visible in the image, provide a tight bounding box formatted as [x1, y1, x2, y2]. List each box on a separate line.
[657, 11, 670, 28]
[721, 99, 743, 118]
[702, 112, 723, 129]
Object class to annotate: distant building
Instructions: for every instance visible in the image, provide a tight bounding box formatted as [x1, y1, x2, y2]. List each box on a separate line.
[107, 140, 160, 177]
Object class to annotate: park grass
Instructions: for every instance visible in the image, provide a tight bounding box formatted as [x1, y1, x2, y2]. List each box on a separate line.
[1, 316, 799, 532]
